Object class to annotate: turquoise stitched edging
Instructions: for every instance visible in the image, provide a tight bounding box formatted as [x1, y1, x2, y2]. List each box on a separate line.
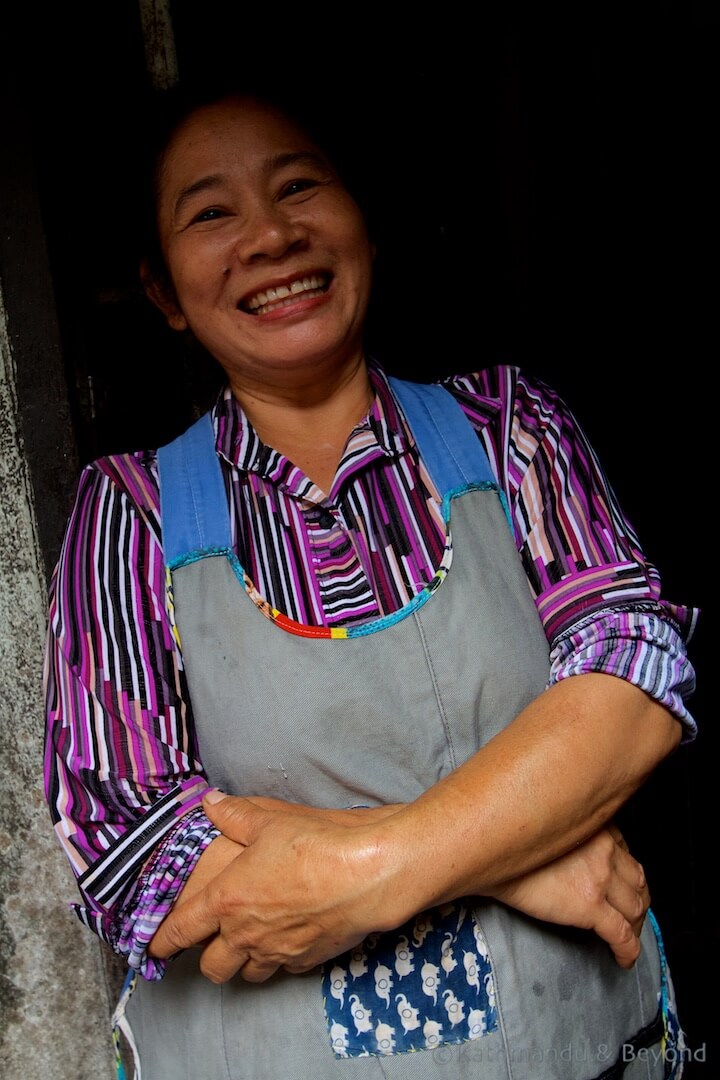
[440, 480, 499, 524]
[648, 908, 669, 1027]
[227, 550, 249, 585]
[345, 577, 444, 637]
[167, 546, 233, 572]
[647, 905, 689, 1078]
[216, 527, 447, 639]
[497, 489, 513, 533]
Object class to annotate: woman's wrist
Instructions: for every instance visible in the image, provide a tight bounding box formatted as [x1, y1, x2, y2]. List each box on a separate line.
[359, 810, 441, 931]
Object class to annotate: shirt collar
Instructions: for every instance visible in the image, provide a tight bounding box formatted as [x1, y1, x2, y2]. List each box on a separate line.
[212, 358, 413, 475]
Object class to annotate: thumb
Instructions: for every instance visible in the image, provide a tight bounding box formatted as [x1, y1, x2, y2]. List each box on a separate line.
[202, 788, 266, 843]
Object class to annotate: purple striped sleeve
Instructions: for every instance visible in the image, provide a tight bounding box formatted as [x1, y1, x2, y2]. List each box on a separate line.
[44, 453, 215, 976]
[445, 366, 699, 735]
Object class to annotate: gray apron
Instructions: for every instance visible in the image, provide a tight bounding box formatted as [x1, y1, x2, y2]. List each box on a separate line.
[116, 380, 681, 1079]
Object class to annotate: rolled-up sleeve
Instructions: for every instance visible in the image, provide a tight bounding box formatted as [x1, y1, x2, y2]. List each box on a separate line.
[549, 608, 697, 741]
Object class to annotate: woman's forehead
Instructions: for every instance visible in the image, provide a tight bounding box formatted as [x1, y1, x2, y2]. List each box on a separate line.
[155, 96, 333, 209]
[165, 96, 323, 166]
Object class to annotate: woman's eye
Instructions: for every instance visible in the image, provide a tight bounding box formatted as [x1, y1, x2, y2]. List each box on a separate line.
[191, 207, 227, 224]
[281, 178, 320, 198]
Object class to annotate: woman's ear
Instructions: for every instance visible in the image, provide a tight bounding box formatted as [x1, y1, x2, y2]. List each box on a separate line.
[140, 258, 188, 332]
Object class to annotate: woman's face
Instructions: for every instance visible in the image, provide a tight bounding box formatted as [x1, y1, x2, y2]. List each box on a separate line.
[151, 96, 374, 393]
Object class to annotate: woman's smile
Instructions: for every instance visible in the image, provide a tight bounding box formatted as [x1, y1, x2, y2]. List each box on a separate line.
[241, 272, 331, 316]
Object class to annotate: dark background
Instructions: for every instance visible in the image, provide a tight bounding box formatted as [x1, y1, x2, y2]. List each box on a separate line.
[3, 2, 715, 1073]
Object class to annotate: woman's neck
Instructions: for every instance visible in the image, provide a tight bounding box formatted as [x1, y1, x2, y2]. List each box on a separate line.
[228, 357, 374, 494]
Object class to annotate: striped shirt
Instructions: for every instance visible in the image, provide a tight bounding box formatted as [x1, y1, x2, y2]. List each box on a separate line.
[43, 362, 698, 979]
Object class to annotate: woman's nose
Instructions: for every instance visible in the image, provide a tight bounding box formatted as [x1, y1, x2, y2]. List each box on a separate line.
[233, 204, 307, 263]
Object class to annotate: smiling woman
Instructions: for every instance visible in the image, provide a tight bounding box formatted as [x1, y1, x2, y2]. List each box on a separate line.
[43, 83, 699, 1080]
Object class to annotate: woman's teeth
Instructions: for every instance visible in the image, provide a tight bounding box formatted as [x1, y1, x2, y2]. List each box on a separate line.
[245, 275, 328, 314]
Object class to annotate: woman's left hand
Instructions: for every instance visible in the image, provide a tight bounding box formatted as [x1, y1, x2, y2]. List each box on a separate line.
[490, 824, 650, 969]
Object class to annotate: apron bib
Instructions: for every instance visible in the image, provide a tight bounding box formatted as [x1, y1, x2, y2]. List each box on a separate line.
[118, 381, 681, 1079]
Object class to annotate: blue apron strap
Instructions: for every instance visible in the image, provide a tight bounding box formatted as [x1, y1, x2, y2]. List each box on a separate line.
[389, 377, 497, 494]
[156, 412, 231, 565]
[157, 379, 503, 564]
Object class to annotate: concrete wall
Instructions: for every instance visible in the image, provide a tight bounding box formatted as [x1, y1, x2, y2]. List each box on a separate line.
[0, 293, 116, 1078]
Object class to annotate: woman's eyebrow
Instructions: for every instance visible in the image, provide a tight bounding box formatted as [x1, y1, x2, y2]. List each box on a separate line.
[266, 150, 330, 174]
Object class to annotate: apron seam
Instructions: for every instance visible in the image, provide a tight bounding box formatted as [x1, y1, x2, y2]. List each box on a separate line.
[412, 609, 457, 771]
[219, 982, 233, 1080]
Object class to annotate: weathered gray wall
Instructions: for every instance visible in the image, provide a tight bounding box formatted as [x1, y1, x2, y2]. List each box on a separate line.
[0, 292, 116, 1077]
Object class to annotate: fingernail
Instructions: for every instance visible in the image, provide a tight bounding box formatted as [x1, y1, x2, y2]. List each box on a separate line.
[203, 788, 227, 805]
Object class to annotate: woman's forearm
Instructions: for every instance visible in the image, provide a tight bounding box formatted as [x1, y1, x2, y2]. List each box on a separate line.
[370, 673, 680, 923]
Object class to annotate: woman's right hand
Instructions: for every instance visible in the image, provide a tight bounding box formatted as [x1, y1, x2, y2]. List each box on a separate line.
[149, 794, 405, 982]
[489, 824, 650, 969]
